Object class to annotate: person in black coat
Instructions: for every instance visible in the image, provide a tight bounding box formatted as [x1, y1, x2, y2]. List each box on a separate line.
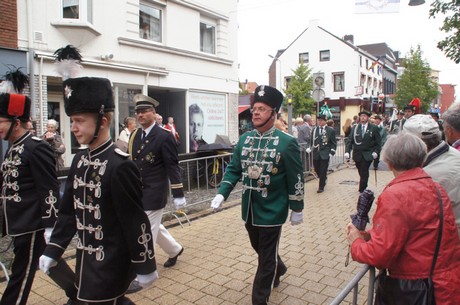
[126, 94, 186, 291]
[39, 77, 157, 305]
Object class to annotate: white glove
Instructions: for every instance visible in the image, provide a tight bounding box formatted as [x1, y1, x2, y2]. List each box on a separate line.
[137, 270, 159, 288]
[44, 228, 53, 244]
[39, 255, 58, 274]
[211, 194, 224, 210]
[306, 147, 311, 154]
[173, 197, 186, 210]
[372, 152, 378, 159]
[329, 154, 332, 159]
[290, 211, 304, 225]
[344, 152, 350, 160]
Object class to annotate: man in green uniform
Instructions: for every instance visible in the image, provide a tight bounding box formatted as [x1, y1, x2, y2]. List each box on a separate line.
[306, 114, 337, 193]
[210, 85, 304, 305]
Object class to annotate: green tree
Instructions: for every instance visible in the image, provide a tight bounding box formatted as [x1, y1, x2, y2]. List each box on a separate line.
[395, 45, 439, 113]
[283, 63, 315, 116]
[429, 0, 460, 63]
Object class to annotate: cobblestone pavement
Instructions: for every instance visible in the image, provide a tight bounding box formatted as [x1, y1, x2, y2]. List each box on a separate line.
[0, 166, 394, 305]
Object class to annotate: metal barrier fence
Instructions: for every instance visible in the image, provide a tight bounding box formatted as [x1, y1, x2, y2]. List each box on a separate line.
[330, 265, 376, 305]
[170, 136, 350, 214]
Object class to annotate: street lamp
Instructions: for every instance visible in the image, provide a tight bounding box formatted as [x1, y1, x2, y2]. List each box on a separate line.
[268, 54, 282, 91]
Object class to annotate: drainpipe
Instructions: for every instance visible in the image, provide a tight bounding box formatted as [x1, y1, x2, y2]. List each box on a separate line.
[38, 56, 44, 135]
[26, 0, 36, 120]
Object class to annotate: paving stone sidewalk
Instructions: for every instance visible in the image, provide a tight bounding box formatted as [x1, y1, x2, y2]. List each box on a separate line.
[0, 167, 394, 305]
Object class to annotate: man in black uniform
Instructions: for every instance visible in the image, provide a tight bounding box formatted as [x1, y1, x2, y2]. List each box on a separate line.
[127, 94, 185, 282]
[344, 110, 381, 193]
[39, 77, 157, 305]
[0, 90, 81, 304]
[306, 114, 337, 193]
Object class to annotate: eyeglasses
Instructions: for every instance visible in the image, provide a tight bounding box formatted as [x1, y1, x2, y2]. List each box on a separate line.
[250, 107, 273, 114]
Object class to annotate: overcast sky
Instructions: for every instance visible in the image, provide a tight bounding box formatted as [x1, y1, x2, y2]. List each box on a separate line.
[237, 0, 460, 102]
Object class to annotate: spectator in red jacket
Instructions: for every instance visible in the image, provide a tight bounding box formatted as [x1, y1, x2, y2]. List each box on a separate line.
[164, 116, 180, 143]
[346, 133, 460, 305]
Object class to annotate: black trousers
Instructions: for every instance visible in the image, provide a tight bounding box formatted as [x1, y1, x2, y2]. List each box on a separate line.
[245, 218, 284, 305]
[355, 159, 373, 192]
[313, 158, 329, 190]
[0, 232, 44, 305]
[0, 230, 78, 305]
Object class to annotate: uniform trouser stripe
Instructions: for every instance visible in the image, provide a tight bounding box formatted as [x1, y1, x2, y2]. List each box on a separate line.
[0, 231, 44, 305]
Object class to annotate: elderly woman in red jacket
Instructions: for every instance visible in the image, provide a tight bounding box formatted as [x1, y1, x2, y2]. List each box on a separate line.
[346, 132, 460, 305]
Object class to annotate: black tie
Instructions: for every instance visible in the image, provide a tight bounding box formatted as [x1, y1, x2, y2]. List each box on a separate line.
[142, 130, 146, 140]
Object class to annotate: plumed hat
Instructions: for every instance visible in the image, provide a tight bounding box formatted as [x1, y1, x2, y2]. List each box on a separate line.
[317, 114, 328, 120]
[63, 77, 114, 116]
[133, 94, 159, 110]
[252, 85, 283, 112]
[0, 68, 29, 94]
[0, 93, 31, 122]
[54, 45, 114, 116]
[404, 97, 421, 114]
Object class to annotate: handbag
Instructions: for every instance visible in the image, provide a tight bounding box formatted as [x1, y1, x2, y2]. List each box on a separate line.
[375, 187, 443, 305]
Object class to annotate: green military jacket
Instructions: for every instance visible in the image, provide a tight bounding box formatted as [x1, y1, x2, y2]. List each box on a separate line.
[218, 127, 304, 226]
[346, 123, 382, 162]
[310, 126, 337, 160]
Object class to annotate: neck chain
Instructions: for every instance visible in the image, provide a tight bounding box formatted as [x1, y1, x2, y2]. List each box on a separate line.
[247, 131, 273, 179]
[353, 124, 364, 145]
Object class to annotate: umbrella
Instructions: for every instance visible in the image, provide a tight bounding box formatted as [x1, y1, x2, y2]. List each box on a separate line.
[197, 143, 232, 152]
[214, 134, 232, 146]
[350, 189, 375, 231]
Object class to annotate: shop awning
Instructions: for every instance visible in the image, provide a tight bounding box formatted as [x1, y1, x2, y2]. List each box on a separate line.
[238, 105, 250, 114]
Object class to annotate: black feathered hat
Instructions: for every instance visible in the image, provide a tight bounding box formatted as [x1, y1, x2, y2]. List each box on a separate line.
[63, 77, 114, 116]
[0, 68, 29, 94]
[252, 85, 283, 112]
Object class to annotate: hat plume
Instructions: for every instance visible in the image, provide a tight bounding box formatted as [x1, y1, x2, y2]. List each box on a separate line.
[54, 45, 83, 80]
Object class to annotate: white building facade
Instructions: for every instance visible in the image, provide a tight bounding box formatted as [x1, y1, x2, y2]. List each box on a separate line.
[14, 0, 239, 166]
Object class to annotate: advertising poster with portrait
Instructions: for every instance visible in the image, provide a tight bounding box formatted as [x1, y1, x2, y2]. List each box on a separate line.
[188, 91, 227, 152]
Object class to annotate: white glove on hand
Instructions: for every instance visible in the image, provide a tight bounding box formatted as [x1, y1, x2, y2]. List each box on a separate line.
[372, 152, 378, 159]
[290, 211, 304, 225]
[344, 152, 350, 160]
[173, 197, 186, 210]
[44, 228, 53, 244]
[211, 194, 224, 210]
[137, 271, 159, 288]
[306, 147, 311, 154]
[39, 255, 57, 274]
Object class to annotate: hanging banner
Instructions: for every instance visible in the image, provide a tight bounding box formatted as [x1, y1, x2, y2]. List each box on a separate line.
[355, 0, 400, 14]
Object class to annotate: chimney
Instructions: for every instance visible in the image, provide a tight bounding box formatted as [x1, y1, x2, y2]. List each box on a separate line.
[343, 35, 354, 44]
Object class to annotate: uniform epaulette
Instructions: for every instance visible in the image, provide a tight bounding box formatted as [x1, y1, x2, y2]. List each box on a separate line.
[114, 148, 130, 158]
[281, 130, 294, 137]
[32, 136, 42, 141]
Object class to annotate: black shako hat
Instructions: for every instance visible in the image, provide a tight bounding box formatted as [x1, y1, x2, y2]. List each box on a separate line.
[252, 85, 283, 112]
[63, 77, 114, 116]
[0, 93, 31, 122]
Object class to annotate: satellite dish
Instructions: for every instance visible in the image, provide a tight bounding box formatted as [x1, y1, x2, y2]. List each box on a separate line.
[312, 89, 325, 102]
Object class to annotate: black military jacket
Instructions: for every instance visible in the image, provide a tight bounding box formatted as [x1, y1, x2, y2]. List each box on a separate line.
[128, 124, 184, 211]
[1, 131, 58, 236]
[44, 139, 156, 302]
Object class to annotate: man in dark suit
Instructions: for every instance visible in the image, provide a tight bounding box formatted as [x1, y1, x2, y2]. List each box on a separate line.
[127, 94, 186, 291]
[345, 110, 381, 193]
[307, 114, 337, 193]
[389, 110, 405, 134]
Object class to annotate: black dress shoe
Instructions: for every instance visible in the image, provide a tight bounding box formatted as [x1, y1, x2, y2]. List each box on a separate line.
[317, 189, 324, 193]
[164, 247, 184, 267]
[126, 280, 143, 294]
[274, 265, 288, 288]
